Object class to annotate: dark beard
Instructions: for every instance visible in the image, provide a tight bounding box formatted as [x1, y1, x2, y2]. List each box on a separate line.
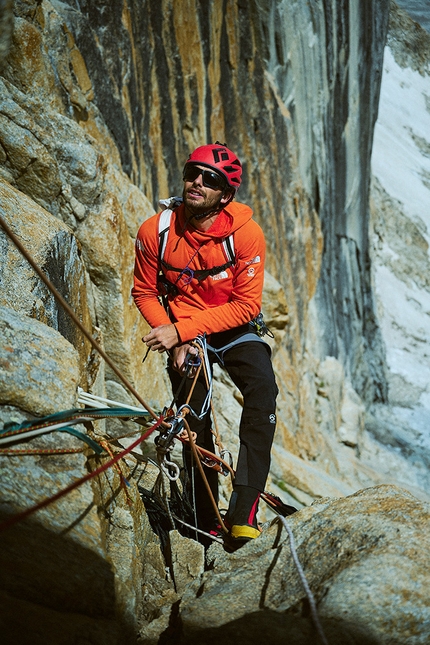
[182, 188, 222, 219]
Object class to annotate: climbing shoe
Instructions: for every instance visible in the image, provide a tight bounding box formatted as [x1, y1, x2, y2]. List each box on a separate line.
[224, 523, 261, 552]
[223, 485, 262, 551]
[230, 524, 261, 540]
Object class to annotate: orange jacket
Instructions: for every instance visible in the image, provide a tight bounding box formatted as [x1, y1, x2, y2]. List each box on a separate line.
[132, 201, 265, 342]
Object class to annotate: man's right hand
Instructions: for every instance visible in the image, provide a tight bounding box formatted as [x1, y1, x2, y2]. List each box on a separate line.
[171, 344, 199, 377]
[143, 324, 179, 352]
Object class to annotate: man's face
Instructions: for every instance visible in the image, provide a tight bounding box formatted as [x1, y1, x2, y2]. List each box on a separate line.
[182, 165, 229, 217]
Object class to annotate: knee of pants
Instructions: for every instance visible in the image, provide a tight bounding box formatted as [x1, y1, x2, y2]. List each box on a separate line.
[239, 408, 277, 443]
[241, 405, 277, 426]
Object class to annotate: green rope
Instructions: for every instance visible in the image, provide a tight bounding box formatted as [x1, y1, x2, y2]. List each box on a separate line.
[0, 407, 152, 437]
[58, 427, 105, 455]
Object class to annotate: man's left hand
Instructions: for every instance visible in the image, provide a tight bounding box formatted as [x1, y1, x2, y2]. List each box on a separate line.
[171, 344, 199, 376]
[143, 324, 179, 352]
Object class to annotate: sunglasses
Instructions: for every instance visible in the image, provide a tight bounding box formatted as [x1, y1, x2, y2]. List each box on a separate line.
[183, 165, 227, 191]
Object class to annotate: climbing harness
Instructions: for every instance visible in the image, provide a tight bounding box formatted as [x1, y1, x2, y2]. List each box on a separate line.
[206, 331, 269, 365]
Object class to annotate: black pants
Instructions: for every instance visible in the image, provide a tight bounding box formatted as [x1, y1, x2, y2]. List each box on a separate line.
[167, 325, 278, 530]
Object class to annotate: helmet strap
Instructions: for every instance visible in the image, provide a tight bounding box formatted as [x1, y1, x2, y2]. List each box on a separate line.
[189, 203, 222, 221]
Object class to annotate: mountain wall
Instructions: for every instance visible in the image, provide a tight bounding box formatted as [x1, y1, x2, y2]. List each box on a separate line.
[1, 0, 429, 643]
[368, 3, 430, 501]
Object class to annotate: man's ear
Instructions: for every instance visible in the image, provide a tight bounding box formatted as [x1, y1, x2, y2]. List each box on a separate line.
[220, 189, 235, 205]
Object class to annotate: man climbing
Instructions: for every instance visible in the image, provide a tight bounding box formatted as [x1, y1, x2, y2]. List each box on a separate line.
[132, 142, 278, 550]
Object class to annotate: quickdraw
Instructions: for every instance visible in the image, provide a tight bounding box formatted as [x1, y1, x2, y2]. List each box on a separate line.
[249, 312, 274, 339]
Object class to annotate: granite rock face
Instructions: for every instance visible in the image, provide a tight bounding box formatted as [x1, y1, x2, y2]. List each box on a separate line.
[54, 0, 389, 408]
[0, 179, 96, 386]
[0, 0, 428, 643]
[0, 305, 79, 415]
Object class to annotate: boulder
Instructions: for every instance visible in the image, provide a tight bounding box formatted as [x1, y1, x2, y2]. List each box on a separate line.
[176, 485, 429, 645]
[168, 530, 205, 595]
[0, 177, 96, 388]
[0, 305, 79, 415]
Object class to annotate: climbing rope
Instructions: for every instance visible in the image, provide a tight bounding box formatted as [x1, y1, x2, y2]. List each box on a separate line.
[100, 440, 133, 506]
[0, 407, 153, 454]
[278, 516, 329, 645]
[172, 514, 223, 544]
[77, 388, 151, 413]
[0, 415, 164, 533]
[183, 416, 228, 534]
[0, 447, 84, 455]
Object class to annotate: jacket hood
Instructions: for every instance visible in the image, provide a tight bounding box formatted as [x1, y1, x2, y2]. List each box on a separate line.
[177, 201, 254, 246]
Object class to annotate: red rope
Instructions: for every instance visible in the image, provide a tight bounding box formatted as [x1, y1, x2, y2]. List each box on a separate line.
[0, 417, 164, 533]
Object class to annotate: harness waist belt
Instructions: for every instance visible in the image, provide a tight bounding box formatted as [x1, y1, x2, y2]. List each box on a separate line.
[206, 333, 269, 365]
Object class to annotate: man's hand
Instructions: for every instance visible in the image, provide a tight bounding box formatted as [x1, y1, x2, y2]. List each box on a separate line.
[171, 344, 199, 377]
[143, 324, 179, 352]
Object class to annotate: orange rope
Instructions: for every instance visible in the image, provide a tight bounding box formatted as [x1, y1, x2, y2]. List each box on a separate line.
[183, 417, 228, 534]
[0, 448, 83, 455]
[100, 440, 133, 506]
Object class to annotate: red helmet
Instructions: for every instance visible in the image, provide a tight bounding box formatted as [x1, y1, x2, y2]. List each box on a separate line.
[185, 142, 242, 191]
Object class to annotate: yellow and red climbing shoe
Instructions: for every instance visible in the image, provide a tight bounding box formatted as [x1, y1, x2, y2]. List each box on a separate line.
[224, 523, 261, 552]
